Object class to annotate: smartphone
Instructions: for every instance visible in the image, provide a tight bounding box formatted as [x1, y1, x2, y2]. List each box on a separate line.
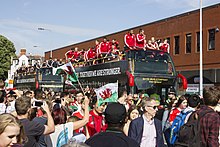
[33, 101, 43, 107]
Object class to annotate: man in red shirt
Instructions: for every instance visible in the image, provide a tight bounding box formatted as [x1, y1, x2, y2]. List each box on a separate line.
[84, 47, 96, 65]
[136, 29, 146, 49]
[136, 29, 147, 59]
[159, 39, 170, 53]
[65, 48, 75, 62]
[124, 29, 136, 59]
[87, 97, 107, 137]
[98, 37, 111, 58]
[72, 47, 81, 63]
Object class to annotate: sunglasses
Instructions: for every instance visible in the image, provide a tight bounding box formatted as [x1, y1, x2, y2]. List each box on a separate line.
[147, 105, 158, 110]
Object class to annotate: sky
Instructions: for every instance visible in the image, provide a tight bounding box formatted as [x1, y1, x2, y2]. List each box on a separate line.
[0, 0, 219, 56]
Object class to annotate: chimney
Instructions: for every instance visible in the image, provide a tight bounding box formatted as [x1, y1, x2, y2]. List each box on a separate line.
[20, 48, 26, 56]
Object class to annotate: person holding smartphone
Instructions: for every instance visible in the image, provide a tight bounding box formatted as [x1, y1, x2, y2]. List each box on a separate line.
[15, 96, 55, 147]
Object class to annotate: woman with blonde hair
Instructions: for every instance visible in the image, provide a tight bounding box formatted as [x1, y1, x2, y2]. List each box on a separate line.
[0, 113, 26, 147]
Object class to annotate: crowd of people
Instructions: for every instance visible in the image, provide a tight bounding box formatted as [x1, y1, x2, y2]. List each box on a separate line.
[0, 77, 220, 147]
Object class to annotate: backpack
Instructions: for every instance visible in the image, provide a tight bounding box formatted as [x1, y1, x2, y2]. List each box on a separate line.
[174, 110, 213, 147]
[169, 110, 193, 144]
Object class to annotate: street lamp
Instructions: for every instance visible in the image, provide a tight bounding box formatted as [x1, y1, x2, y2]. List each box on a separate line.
[37, 27, 52, 58]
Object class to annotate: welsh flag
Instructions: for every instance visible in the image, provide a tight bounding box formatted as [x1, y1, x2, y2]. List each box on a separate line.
[53, 62, 78, 83]
[94, 82, 118, 106]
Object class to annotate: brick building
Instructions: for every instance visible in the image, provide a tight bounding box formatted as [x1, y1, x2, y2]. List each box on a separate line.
[45, 3, 220, 90]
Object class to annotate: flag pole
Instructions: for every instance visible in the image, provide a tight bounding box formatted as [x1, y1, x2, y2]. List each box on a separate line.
[77, 80, 85, 95]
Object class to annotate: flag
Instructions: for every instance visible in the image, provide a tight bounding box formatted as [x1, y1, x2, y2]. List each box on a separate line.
[94, 82, 118, 106]
[53, 62, 78, 83]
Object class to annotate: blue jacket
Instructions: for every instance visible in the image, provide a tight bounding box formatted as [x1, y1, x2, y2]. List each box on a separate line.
[128, 116, 164, 147]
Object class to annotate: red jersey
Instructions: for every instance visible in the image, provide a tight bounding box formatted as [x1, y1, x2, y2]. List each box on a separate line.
[124, 33, 136, 48]
[85, 48, 96, 60]
[99, 41, 111, 54]
[73, 51, 80, 59]
[86, 110, 107, 137]
[136, 34, 145, 48]
[66, 50, 74, 59]
[169, 108, 181, 122]
[160, 43, 170, 53]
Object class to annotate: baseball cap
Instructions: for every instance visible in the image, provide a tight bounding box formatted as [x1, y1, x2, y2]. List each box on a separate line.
[104, 103, 126, 124]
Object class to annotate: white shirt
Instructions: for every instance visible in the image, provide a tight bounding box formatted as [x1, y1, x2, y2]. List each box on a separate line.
[50, 122, 73, 147]
[140, 115, 156, 147]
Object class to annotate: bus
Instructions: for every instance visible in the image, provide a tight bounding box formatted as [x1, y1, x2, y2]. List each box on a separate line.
[67, 49, 183, 99]
[13, 67, 63, 92]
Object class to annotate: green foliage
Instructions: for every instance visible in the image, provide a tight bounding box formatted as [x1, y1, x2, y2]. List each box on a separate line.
[0, 35, 16, 80]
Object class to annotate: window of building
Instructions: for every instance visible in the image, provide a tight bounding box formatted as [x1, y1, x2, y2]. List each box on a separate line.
[166, 37, 170, 44]
[208, 28, 215, 50]
[174, 36, 180, 55]
[196, 32, 200, 52]
[185, 33, 191, 53]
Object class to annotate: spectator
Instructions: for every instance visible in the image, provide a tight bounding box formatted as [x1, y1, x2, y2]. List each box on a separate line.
[128, 97, 164, 147]
[67, 116, 87, 143]
[47, 57, 53, 67]
[183, 94, 201, 123]
[197, 86, 220, 147]
[86, 96, 107, 137]
[0, 113, 26, 147]
[123, 105, 140, 136]
[85, 103, 139, 147]
[50, 96, 89, 147]
[15, 96, 55, 147]
[117, 88, 127, 105]
[0, 90, 7, 114]
[52, 58, 59, 68]
[33, 100, 53, 147]
[169, 95, 188, 124]
[125, 94, 134, 110]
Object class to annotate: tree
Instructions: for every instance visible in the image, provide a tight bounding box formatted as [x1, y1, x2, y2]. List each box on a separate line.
[0, 35, 16, 80]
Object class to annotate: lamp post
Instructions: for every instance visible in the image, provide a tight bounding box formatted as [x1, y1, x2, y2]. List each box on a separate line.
[37, 27, 52, 58]
[199, 0, 203, 96]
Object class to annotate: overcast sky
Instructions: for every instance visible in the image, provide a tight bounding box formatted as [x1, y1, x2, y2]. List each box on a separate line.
[0, 0, 219, 56]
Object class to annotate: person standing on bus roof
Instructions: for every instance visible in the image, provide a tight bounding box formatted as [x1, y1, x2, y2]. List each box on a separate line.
[136, 29, 146, 49]
[98, 37, 111, 58]
[124, 30, 136, 59]
[73, 47, 81, 63]
[65, 48, 75, 62]
[110, 39, 120, 49]
[159, 39, 170, 53]
[136, 29, 147, 59]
